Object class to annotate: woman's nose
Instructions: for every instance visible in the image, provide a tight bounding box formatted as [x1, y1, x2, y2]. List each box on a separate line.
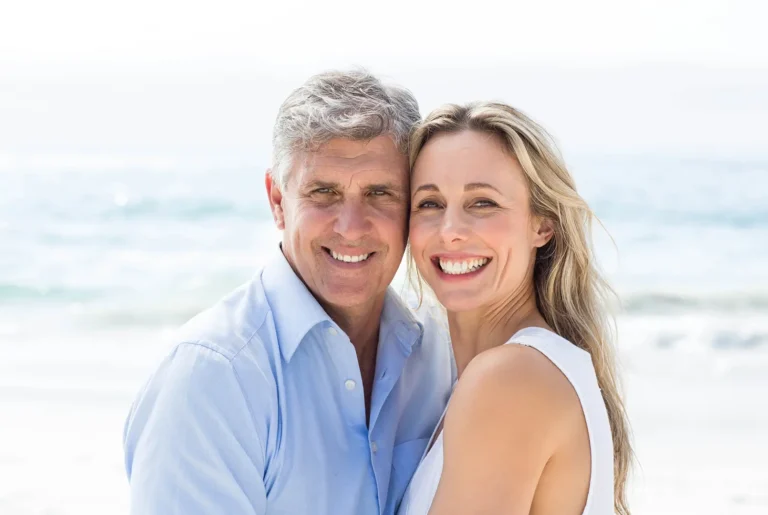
[439, 207, 470, 245]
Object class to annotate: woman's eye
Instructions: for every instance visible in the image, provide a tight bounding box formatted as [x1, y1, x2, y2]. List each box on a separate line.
[472, 199, 498, 208]
[417, 200, 440, 209]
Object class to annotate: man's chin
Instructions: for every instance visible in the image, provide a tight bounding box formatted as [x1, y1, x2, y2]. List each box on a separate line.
[316, 284, 385, 310]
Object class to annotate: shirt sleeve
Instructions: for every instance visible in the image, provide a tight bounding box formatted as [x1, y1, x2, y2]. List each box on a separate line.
[123, 342, 268, 515]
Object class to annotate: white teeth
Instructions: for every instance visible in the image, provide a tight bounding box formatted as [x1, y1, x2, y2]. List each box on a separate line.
[438, 258, 489, 275]
[330, 250, 370, 263]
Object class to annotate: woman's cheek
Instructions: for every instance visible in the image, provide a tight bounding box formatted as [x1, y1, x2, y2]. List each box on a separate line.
[476, 213, 515, 240]
[408, 216, 432, 263]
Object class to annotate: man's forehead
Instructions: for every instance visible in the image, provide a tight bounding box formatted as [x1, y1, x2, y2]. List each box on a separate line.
[294, 141, 408, 185]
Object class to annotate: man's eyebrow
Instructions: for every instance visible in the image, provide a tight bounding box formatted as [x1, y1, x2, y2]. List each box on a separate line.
[465, 182, 503, 194]
[413, 184, 439, 194]
[305, 180, 340, 189]
[367, 182, 404, 191]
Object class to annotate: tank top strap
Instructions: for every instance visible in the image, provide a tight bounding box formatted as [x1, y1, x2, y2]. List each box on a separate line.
[505, 327, 599, 391]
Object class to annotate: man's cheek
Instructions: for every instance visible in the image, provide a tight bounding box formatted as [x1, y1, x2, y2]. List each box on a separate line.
[379, 201, 408, 223]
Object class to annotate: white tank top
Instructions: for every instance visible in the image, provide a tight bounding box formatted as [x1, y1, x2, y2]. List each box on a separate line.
[398, 327, 614, 515]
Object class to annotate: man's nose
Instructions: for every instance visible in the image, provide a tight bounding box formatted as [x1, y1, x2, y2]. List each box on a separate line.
[333, 200, 372, 241]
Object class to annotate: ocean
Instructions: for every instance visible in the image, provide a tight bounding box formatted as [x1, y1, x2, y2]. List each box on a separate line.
[1, 155, 767, 514]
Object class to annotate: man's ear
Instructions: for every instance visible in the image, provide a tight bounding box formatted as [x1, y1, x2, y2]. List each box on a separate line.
[265, 170, 285, 230]
[533, 217, 555, 248]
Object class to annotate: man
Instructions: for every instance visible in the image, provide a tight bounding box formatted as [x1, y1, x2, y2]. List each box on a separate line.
[123, 69, 454, 515]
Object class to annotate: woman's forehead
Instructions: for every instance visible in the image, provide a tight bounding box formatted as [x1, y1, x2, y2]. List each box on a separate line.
[412, 131, 527, 193]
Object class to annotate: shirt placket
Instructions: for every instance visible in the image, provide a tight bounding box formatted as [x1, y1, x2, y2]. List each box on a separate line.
[369, 323, 420, 511]
[324, 325, 367, 428]
[322, 324, 381, 513]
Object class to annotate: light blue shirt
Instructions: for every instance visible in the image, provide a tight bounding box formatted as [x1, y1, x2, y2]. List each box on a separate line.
[123, 248, 454, 515]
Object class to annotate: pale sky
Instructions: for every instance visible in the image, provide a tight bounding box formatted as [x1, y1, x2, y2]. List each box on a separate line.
[1, 0, 766, 166]
[1, 0, 766, 66]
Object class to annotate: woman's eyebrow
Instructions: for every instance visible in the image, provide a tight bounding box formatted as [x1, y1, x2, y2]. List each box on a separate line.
[413, 184, 439, 194]
[413, 183, 502, 194]
[464, 182, 502, 194]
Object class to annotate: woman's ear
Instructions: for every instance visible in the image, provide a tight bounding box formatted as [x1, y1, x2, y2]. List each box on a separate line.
[533, 217, 555, 248]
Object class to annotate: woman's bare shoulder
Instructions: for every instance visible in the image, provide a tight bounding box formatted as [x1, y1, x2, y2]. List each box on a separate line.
[445, 343, 585, 445]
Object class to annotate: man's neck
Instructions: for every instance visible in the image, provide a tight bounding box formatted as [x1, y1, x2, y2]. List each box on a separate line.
[322, 294, 386, 425]
[322, 294, 385, 356]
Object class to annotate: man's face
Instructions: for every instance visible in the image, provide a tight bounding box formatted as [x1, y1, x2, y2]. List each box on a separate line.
[266, 136, 409, 311]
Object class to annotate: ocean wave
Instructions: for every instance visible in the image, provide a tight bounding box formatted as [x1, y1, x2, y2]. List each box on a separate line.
[620, 292, 768, 314]
[616, 314, 768, 357]
[87, 307, 203, 328]
[591, 204, 768, 229]
[102, 198, 267, 221]
[0, 284, 103, 303]
[640, 330, 768, 350]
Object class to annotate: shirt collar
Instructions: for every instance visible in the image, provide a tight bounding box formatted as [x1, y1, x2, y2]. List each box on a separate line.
[380, 287, 424, 355]
[260, 247, 332, 363]
[261, 246, 424, 362]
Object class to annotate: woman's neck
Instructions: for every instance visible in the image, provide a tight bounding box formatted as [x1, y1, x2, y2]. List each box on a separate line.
[448, 283, 549, 378]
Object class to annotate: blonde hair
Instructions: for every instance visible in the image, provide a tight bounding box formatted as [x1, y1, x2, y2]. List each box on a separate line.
[408, 102, 633, 514]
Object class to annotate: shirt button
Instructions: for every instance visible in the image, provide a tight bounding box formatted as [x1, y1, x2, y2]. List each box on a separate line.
[371, 441, 378, 453]
[344, 379, 356, 390]
[327, 327, 338, 336]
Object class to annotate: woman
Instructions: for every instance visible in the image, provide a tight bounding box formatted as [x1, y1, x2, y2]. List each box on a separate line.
[398, 103, 632, 514]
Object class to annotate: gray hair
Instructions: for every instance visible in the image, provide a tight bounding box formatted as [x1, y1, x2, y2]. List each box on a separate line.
[271, 69, 421, 187]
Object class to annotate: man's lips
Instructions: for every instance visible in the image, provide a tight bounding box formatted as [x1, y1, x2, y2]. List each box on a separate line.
[322, 246, 376, 265]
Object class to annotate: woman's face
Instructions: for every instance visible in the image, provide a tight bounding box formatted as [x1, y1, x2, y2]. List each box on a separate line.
[409, 130, 552, 312]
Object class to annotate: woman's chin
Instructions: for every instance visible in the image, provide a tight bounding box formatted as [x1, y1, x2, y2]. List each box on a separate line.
[431, 290, 486, 313]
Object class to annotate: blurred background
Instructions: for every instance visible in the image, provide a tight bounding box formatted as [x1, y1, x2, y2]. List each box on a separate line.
[1, 1, 767, 513]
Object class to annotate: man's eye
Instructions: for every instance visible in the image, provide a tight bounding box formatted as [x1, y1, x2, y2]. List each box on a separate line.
[313, 188, 334, 194]
[370, 189, 389, 196]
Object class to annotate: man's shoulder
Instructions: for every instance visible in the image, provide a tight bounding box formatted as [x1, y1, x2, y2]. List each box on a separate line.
[140, 272, 284, 399]
[173, 273, 273, 362]
[405, 290, 450, 346]
[399, 289, 455, 381]
[125, 274, 279, 438]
